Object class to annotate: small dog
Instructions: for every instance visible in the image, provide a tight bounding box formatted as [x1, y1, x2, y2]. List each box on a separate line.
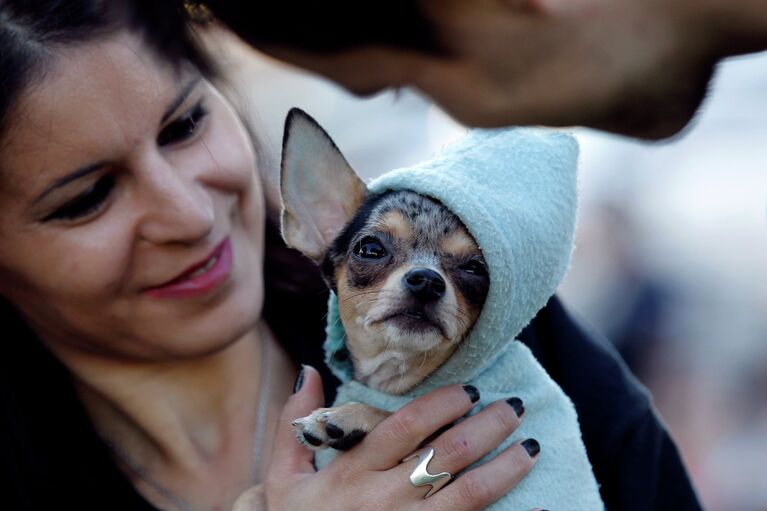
[277, 109, 604, 510]
[280, 109, 490, 451]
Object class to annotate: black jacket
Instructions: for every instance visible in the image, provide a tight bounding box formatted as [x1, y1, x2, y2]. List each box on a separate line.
[518, 297, 702, 510]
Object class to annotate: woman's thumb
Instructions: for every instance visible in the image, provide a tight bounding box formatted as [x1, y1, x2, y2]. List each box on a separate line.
[269, 365, 325, 476]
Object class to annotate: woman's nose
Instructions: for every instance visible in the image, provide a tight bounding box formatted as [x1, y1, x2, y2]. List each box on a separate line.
[134, 154, 215, 245]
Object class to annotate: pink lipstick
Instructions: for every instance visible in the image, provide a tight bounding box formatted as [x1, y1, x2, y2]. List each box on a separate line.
[144, 238, 233, 299]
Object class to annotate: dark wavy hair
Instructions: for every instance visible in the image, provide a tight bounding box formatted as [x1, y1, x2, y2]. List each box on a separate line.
[0, 0, 213, 138]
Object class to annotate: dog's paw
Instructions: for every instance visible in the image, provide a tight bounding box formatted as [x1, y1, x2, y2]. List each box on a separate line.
[291, 402, 391, 451]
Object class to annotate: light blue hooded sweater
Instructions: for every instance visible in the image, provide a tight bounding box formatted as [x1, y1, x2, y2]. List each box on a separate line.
[317, 128, 604, 510]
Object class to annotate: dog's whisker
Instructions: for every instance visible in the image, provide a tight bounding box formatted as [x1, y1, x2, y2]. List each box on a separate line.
[418, 350, 429, 372]
[328, 309, 347, 331]
[344, 288, 399, 300]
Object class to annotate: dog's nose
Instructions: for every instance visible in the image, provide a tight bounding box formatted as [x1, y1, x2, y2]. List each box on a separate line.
[403, 268, 446, 303]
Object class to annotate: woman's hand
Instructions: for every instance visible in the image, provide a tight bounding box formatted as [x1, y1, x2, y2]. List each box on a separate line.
[237, 366, 541, 511]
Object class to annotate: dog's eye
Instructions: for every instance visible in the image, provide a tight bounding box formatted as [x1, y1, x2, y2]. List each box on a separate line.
[459, 260, 488, 277]
[354, 237, 388, 259]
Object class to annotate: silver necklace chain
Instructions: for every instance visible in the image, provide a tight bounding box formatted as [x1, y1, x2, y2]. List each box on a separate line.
[100, 336, 271, 511]
[250, 330, 271, 482]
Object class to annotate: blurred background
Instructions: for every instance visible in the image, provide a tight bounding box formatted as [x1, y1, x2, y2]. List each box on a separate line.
[212, 31, 767, 511]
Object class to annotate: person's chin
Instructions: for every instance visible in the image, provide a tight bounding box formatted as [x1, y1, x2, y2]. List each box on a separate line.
[188, 281, 263, 353]
[159, 311, 259, 359]
[144, 276, 263, 360]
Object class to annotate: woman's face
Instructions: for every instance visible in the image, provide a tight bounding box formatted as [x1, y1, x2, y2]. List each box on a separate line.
[0, 32, 266, 360]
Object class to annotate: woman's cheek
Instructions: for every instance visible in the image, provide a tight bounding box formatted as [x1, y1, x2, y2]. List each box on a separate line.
[0, 231, 126, 310]
[56, 230, 132, 295]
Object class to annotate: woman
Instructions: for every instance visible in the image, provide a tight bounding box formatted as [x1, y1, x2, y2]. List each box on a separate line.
[0, 2, 539, 510]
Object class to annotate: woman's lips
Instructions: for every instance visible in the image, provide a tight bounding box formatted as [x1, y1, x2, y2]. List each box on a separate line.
[144, 238, 233, 299]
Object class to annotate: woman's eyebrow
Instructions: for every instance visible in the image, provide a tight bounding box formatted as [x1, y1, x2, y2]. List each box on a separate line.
[161, 77, 203, 124]
[33, 162, 105, 205]
[31, 78, 204, 206]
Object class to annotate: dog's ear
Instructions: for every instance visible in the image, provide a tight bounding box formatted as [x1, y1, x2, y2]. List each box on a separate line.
[279, 108, 368, 262]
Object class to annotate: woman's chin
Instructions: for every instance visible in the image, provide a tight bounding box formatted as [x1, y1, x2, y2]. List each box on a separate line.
[132, 280, 264, 360]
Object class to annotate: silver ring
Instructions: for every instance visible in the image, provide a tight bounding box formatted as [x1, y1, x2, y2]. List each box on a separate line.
[402, 447, 453, 498]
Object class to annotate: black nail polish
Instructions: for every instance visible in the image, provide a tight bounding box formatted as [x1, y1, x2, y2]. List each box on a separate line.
[293, 365, 306, 393]
[506, 397, 525, 418]
[463, 385, 480, 403]
[522, 438, 540, 457]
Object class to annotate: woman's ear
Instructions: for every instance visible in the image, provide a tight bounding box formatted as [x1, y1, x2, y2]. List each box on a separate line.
[279, 108, 367, 262]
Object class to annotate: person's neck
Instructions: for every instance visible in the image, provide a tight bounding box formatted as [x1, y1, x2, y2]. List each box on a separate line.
[49, 321, 284, 509]
[85, 333, 259, 459]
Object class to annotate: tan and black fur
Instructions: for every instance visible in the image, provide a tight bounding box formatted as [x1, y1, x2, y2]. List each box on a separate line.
[280, 109, 489, 451]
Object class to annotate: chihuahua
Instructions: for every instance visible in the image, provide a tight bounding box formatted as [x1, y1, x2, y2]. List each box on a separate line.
[280, 109, 490, 451]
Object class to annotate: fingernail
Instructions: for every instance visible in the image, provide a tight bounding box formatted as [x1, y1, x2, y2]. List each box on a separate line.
[463, 385, 480, 403]
[522, 438, 540, 457]
[506, 397, 525, 418]
[293, 365, 306, 393]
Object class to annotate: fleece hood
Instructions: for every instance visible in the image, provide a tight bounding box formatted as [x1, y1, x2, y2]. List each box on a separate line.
[324, 127, 578, 392]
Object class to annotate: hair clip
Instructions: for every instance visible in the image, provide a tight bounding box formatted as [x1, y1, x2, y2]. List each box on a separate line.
[183, 1, 214, 25]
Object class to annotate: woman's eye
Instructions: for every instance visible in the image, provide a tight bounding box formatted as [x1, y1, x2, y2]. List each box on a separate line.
[354, 237, 388, 259]
[157, 102, 208, 147]
[459, 259, 488, 277]
[44, 174, 116, 222]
